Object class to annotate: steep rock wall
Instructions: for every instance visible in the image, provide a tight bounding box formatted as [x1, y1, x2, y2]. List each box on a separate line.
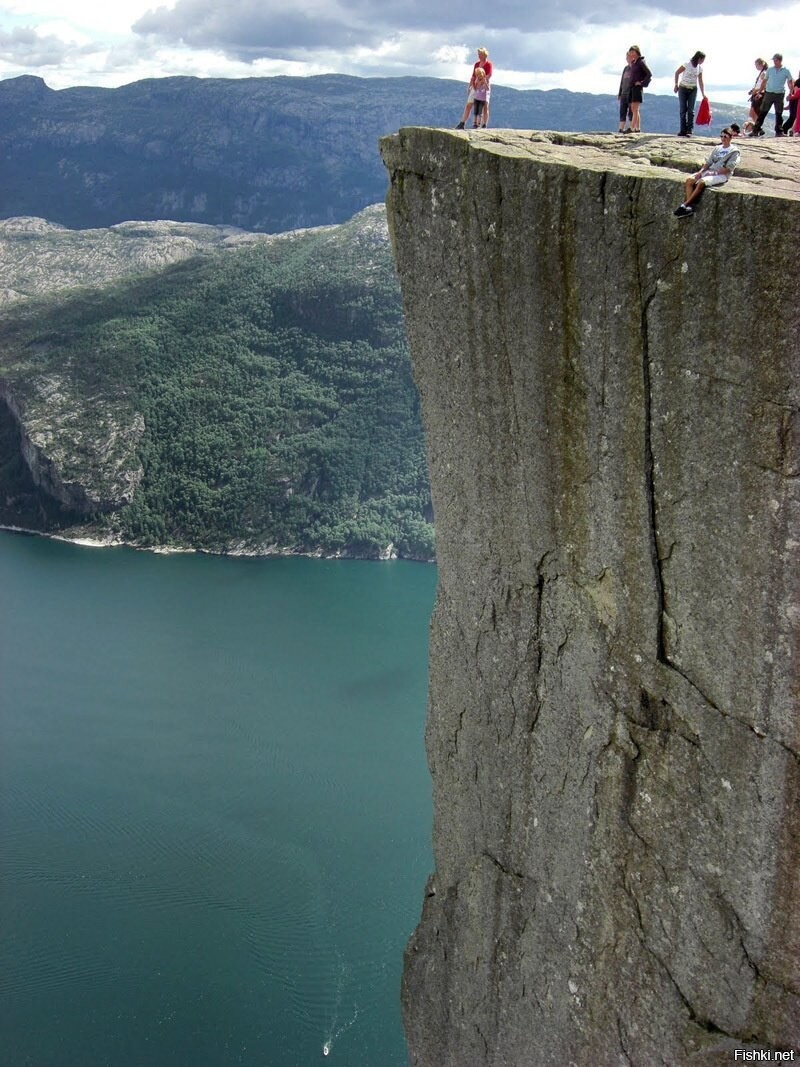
[0, 382, 144, 519]
[381, 129, 799, 1065]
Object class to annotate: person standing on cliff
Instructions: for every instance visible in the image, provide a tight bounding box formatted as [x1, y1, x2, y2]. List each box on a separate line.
[747, 58, 769, 130]
[750, 53, 794, 136]
[455, 47, 493, 129]
[617, 48, 635, 132]
[674, 51, 706, 136]
[470, 67, 490, 127]
[618, 46, 651, 133]
[782, 71, 800, 133]
[673, 127, 740, 217]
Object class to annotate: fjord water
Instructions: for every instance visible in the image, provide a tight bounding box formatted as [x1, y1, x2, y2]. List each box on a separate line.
[0, 532, 436, 1067]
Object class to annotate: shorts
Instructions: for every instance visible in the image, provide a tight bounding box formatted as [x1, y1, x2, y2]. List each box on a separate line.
[629, 86, 643, 103]
[700, 174, 728, 187]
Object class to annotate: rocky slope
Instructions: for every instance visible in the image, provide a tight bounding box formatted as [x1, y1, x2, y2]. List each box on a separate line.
[0, 217, 277, 530]
[0, 216, 283, 305]
[382, 129, 799, 1064]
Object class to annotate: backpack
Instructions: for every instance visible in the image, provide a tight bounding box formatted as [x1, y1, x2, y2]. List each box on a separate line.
[640, 62, 652, 87]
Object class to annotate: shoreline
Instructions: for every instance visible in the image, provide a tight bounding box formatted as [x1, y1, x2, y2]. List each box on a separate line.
[0, 524, 435, 563]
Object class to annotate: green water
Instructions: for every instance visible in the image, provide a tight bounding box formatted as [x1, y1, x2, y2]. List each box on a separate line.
[0, 532, 436, 1066]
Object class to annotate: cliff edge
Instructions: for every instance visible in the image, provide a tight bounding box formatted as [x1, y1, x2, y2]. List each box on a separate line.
[381, 129, 799, 1065]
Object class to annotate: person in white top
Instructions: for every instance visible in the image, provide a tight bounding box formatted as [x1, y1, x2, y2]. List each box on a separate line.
[748, 58, 768, 126]
[673, 127, 740, 217]
[673, 50, 706, 136]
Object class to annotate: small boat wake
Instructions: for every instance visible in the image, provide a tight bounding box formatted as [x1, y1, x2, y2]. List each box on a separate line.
[322, 960, 359, 1057]
[322, 1006, 358, 1058]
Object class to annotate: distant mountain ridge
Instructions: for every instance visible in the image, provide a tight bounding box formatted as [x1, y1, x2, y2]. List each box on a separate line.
[0, 74, 747, 233]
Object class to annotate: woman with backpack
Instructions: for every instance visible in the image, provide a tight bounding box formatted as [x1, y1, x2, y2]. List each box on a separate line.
[621, 45, 652, 133]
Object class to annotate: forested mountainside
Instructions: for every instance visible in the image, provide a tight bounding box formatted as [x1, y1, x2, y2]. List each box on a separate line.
[0, 74, 746, 232]
[0, 206, 433, 559]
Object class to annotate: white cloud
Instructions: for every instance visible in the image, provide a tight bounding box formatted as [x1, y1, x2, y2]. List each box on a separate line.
[3, 0, 162, 35]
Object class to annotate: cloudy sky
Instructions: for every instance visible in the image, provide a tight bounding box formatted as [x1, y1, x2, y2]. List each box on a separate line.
[0, 0, 797, 105]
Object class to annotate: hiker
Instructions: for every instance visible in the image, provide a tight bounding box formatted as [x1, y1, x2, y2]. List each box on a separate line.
[750, 54, 794, 137]
[617, 48, 635, 132]
[470, 67, 489, 128]
[618, 45, 651, 133]
[455, 48, 493, 129]
[673, 128, 740, 217]
[674, 51, 706, 136]
[783, 72, 800, 133]
[748, 58, 768, 127]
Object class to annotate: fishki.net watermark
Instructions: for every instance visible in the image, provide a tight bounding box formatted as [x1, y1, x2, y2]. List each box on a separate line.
[733, 1052, 796, 1062]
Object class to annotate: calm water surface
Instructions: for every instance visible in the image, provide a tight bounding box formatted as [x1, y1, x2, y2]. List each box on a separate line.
[0, 532, 436, 1066]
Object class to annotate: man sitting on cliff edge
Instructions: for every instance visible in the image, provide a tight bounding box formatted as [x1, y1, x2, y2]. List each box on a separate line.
[674, 126, 741, 217]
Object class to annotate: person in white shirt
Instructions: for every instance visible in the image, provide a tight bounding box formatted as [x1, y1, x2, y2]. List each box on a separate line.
[673, 127, 740, 217]
[673, 51, 706, 136]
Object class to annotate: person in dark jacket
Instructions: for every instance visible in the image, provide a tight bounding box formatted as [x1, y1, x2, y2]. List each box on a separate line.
[617, 48, 636, 132]
[627, 44, 652, 132]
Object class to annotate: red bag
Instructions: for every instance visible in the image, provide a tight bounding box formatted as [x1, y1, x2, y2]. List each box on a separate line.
[696, 97, 712, 126]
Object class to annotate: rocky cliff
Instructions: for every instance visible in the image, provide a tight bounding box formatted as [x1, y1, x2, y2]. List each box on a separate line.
[382, 129, 799, 1065]
[0, 377, 144, 520]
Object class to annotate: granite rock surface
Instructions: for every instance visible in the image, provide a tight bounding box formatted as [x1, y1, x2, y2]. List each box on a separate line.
[381, 129, 799, 1066]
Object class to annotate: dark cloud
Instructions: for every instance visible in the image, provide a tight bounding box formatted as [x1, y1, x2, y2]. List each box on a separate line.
[134, 0, 374, 54]
[476, 30, 591, 75]
[134, 0, 755, 59]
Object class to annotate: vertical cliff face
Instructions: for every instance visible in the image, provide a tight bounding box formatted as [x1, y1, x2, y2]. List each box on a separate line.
[381, 130, 799, 1065]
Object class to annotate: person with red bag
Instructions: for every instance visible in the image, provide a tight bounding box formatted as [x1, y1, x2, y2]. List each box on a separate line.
[674, 51, 706, 136]
[695, 96, 712, 127]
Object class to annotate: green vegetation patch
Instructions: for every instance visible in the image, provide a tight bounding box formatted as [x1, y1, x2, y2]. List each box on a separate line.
[0, 209, 434, 559]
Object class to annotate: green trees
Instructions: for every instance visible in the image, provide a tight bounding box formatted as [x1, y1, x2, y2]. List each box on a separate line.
[0, 209, 434, 559]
